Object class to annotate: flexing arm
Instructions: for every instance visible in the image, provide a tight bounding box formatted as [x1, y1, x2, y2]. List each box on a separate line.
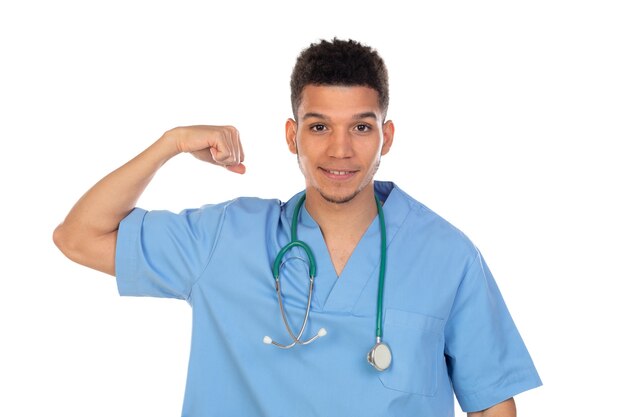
[468, 398, 516, 417]
[53, 125, 245, 276]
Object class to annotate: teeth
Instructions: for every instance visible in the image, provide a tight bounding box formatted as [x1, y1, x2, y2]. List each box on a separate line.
[329, 170, 350, 175]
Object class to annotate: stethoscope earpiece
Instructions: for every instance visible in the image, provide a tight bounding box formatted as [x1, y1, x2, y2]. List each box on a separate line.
[263, 327, 327, 347]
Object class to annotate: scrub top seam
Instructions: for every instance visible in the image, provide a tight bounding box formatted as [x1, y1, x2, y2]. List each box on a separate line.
[443, 251, 481, 326]
[186, 200, 232, 300]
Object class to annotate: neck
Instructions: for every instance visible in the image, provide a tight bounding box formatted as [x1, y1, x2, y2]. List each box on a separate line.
[304, 184, 378, 237]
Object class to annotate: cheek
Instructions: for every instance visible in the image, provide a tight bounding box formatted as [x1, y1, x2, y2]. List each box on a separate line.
[295, 151, 313, 172]
[366, 143, 384, 161]
[296, 139, 321, 159]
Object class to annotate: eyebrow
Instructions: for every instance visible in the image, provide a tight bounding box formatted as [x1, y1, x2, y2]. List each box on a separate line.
[352, 112, 378, 120]
[302, 112, 328, 120]
[301, 112, 378, 121]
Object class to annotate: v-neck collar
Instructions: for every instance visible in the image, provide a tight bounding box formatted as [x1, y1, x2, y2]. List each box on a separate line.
[281, 181, 411, 313]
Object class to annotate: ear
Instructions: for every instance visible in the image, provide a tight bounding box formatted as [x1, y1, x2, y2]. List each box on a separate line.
[381, 120, 395, 156]
[285, 118, 298, 154]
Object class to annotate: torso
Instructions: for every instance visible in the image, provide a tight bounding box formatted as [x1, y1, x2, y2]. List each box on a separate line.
[324, 231, 367, 276]
[307, 191, 379, 277]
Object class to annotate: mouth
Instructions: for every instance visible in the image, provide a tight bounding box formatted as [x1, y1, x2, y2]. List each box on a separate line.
[319, 167, 358, 180]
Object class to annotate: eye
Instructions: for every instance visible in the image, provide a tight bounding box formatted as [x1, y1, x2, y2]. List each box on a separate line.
[354, 123, 372, 133]
[310, 123, 327, 133]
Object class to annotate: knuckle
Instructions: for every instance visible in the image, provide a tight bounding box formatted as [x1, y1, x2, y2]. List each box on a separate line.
[224, 125, 238, 137]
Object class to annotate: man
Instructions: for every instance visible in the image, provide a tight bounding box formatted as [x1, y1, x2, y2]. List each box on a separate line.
[53, 38, 541, 416]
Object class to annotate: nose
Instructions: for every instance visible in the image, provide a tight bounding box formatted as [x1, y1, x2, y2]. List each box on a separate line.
[327, 130, 354, 158]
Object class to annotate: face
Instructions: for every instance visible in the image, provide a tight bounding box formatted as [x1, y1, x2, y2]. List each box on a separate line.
[286, 85, 394, 205]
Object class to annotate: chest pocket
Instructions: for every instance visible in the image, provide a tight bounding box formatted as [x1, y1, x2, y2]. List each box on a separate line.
[378, 309, 444, 396]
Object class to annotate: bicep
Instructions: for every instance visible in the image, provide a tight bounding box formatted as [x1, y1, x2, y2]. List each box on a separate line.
[53, 223, 118, 276]
[94, 230, 118, 276]
[73, 230, 118, 276]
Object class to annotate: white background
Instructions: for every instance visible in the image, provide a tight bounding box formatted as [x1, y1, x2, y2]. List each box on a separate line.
[1, 1, 624, 415]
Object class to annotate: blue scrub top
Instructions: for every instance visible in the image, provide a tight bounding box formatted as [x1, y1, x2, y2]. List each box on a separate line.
[115, 181, 541, 417]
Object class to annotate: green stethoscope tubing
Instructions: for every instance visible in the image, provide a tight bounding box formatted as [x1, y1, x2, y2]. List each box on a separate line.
[268, 193, 391, 370]
[374, 195, 387, 341]
[271, 195, 316, 278]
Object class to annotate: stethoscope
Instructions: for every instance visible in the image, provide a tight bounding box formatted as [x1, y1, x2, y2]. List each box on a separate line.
[262, 194, 392, 371]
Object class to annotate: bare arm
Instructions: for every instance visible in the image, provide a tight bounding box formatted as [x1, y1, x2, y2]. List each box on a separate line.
[468, 398, 516, 417]
[53, 125, 245, 276]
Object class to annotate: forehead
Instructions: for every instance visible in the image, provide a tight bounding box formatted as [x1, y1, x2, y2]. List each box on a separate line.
[298, 85, 382, 119]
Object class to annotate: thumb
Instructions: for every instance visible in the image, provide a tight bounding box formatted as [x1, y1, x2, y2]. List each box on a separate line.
[225, 163, 246, 175]
[210, 147, 246, 174]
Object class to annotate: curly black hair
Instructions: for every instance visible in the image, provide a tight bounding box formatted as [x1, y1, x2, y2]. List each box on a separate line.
[290, 38, 389, 120]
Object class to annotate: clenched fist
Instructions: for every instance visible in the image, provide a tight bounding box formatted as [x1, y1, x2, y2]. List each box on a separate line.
[167, 125, 246, 174]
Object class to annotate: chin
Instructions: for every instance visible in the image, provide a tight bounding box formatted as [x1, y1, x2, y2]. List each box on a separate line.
[317, 188, 361, 205]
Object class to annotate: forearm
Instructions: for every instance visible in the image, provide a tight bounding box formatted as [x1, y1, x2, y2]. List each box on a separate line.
[467, 398, 516, 417]
[63, 133, 178, 233]
[53, 131, 180, 272]
[54, 125, 244, 275]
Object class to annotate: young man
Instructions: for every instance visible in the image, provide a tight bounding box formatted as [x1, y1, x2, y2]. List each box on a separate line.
[54, 39, 541, 416]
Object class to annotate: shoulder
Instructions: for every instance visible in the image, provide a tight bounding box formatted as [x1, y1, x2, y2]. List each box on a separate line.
[178, 196, 280, 213]
[188, 196, 283, 222]
[136, 197, 283, 229]
[190, 196, 286, 232]
[387, 183, 478, 257]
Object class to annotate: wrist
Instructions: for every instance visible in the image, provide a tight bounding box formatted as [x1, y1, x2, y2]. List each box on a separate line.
[153, 128, 184, 161]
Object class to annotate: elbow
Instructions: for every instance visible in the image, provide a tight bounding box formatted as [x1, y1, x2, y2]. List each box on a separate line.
[53, 222, 81, 262]
[53, 223, 70, 255]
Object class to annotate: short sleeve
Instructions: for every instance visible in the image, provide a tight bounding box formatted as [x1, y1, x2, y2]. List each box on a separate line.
[115, 205, 225, 300]
[444, 251, 542, 412]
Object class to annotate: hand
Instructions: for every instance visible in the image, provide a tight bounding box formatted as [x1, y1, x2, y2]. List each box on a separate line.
[168, 125, 246, 174]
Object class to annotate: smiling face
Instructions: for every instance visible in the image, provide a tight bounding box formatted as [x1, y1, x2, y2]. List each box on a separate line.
[286, 85, 394, 207]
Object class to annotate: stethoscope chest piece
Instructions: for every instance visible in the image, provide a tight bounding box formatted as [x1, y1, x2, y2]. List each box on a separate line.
[367, 341, 392, 371]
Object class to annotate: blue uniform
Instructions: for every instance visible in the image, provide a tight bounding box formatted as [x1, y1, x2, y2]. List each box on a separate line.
[115, 181, 541, 416]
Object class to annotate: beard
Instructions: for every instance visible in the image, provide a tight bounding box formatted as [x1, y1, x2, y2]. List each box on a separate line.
[317, 188, 362, 204]
[297, 154, 381, 205]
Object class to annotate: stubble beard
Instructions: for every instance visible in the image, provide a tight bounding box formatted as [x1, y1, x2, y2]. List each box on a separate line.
[297, 154, 381, 205]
